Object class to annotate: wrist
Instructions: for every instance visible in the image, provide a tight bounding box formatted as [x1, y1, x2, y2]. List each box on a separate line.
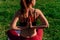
[30, 26, 36, 29]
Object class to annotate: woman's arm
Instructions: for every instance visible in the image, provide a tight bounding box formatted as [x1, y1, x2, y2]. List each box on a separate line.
[10, 12, 27, 30]
[30, 9, 49, 29]
[10, 12, 21, 30]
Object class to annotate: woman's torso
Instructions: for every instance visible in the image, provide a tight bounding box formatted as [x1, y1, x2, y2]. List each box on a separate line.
[18, 8, 39, 38]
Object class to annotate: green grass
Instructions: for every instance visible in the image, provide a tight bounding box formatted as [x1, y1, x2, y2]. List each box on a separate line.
[0, 0, 60, 40]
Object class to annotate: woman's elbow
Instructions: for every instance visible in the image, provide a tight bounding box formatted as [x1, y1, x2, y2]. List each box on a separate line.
[46, 24, 49, 28]
[45, 23, 49, 28]
[10, 24, 16, 29]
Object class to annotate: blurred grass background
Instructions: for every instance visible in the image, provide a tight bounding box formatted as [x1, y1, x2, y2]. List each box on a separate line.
[0, 0, 60, 40]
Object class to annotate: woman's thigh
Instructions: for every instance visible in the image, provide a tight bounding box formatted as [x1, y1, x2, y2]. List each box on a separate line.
[37, 29, 43, 40]
[7, 30, 21, 40]
[7, 29, 43, 40]
[7, 30, 21, 35]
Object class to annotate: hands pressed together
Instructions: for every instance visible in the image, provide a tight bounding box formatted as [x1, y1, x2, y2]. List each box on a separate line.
[22, 16, 33, 30]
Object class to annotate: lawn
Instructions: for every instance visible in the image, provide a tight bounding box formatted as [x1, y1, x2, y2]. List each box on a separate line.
[0, 0, 60, 40]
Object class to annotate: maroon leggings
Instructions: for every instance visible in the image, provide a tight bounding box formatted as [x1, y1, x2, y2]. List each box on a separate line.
[7, 29, 43, 40]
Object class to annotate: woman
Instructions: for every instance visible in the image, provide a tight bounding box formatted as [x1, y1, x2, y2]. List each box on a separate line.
[7, 0, 49, 40]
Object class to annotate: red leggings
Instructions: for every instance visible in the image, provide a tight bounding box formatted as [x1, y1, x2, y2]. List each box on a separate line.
[7, 29, 43, 40]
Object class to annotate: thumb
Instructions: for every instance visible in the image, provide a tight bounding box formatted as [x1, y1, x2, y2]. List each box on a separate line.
[29, 16, 32, 22]
[29, 18, 32, 26]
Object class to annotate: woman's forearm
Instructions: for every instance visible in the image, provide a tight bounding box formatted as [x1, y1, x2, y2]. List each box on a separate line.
[11, 26, 21, 30]
[11, 26, 27, 30]
[31, 25, 49, 29]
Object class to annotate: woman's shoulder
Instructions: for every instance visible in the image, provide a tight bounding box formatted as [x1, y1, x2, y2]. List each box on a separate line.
[35, 9, 41, 13]
[34, 9, 44, 19]
[35, 9, 43, 15]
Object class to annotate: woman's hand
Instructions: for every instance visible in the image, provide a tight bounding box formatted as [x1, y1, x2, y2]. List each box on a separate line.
[26, 17, 33, 28]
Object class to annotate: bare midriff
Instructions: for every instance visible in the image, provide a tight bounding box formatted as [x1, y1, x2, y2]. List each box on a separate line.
[20, 28, 37, 38]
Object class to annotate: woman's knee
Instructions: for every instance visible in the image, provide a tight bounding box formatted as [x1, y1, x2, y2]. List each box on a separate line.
[6, 30, 20, 40]
[7, 29, 18, 36]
